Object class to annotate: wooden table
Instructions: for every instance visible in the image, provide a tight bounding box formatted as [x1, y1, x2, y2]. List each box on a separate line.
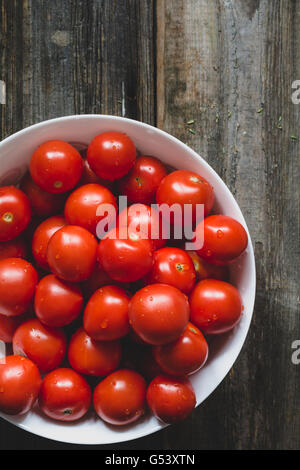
[0, 0, 299, 450]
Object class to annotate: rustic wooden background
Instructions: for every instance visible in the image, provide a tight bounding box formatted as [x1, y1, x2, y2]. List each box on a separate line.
[0, 0, 299, 450]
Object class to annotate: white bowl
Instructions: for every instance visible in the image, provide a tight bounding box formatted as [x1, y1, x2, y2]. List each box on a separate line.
[0, 115, 256, 445]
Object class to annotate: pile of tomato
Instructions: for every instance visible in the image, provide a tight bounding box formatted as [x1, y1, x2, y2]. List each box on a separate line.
[0, 131, 248, 426]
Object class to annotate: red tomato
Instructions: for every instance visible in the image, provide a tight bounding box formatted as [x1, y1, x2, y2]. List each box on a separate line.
[35, 274, 83, 327]
[0, 237, 27, 261]
[39, 368, 91, 422]
[153, 322, 208, 376]
[128, 328, 149, 345]
[13, 318, 67, 373]
[81, 262, 131, 299]
[128, 284, 190, 345]
[146, 247, 196, 294]
[81, 263, 115, 298]
[98, 227, 153, 283]
[137, 348, 163, 381]
[83, 286, 130, 341]
[190, 279, 243, 334]
[64, 183, 117, 236]
[93, 369, 147, 425]
[194, 215, 248, 265]
[0, 258, 38, 316]
[156, 170, 214, 225]
[30, 140, 83, 193]
[47, 225, 97, 282]
[187, 250, 229, 281]
[117, 203, 166, 250]
[0, 186, 31, 241]
[80, 158, 115, 190]
[68, 141, 87, 156]
[118, 155, 167, 204]
[0, 312, 29, 343]
[146, 375, 196, 424]
[68, 328, 122, 377]
[32, 216, 66, 271]
[87, 132, 136, 181]
[0, 355, 41, 415]
[20, 173, 66, 217]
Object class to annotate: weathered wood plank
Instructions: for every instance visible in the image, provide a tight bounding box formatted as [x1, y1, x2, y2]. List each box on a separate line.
[0, 0, 155, 142]
[156, 0, 300, 450]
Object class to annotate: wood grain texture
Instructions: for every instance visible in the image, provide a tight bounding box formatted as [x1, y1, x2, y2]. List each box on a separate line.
[157, 0, 300, 450]
[0, 0, 155, 142]
[0, 0, 299, 450]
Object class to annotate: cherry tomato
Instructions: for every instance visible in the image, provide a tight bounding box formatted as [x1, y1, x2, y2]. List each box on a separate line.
[30, 140, 83, 193]
[69, 141, 88, 156]
[39, 368, 91, 422]
[81, 263, 115, 298]
[153, 322, 208, 376]
[93, 369, 147, 425]
[187, 250, 229, 281]
[128, 328, 149, 345]
[190, 279, 243, 334]
[118, 155, 167, 205]
[32, 216, 66, 271]
[146, 375, 196, 424]
[80, 158, 115, 191]
[146, 247, 196, 294]
[64, 183, 117, 236]
[87, 132, 136, 181]
[117, 203, 166, 250]
[0, 237, 27, 261]
[0, 186, 31, 241]
[83, 285, 130, 341]
[47, 225, 97, 282]
[0, 312, 29, 343]
[20, 173, 66, 217]
[35, 274, 83, 327]
[13, 318, 67, 373]
[194, 215, 248, 265]
[0, 258, 38, 316]
[128, 284, 190, 345]
[68, 328, 122, 377]
[137, 347, 163, 381]
[156, 170, 214, 225]
[0, 355, 41, 415]
[98, 227, 153, 283]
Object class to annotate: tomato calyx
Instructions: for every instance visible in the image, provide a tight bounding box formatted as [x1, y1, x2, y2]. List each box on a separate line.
[2, 212, 13, 223]
[188, 326, 198, 335]
[192, 259, 200, 270]
[128, 232, 139, 242]
[189, 176, 202, 184]
[135, 176, 143, 188]
[176, 263, 190, 273]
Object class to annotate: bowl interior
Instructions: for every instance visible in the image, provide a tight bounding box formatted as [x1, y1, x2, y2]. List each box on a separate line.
[0, 115, 256, 445]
